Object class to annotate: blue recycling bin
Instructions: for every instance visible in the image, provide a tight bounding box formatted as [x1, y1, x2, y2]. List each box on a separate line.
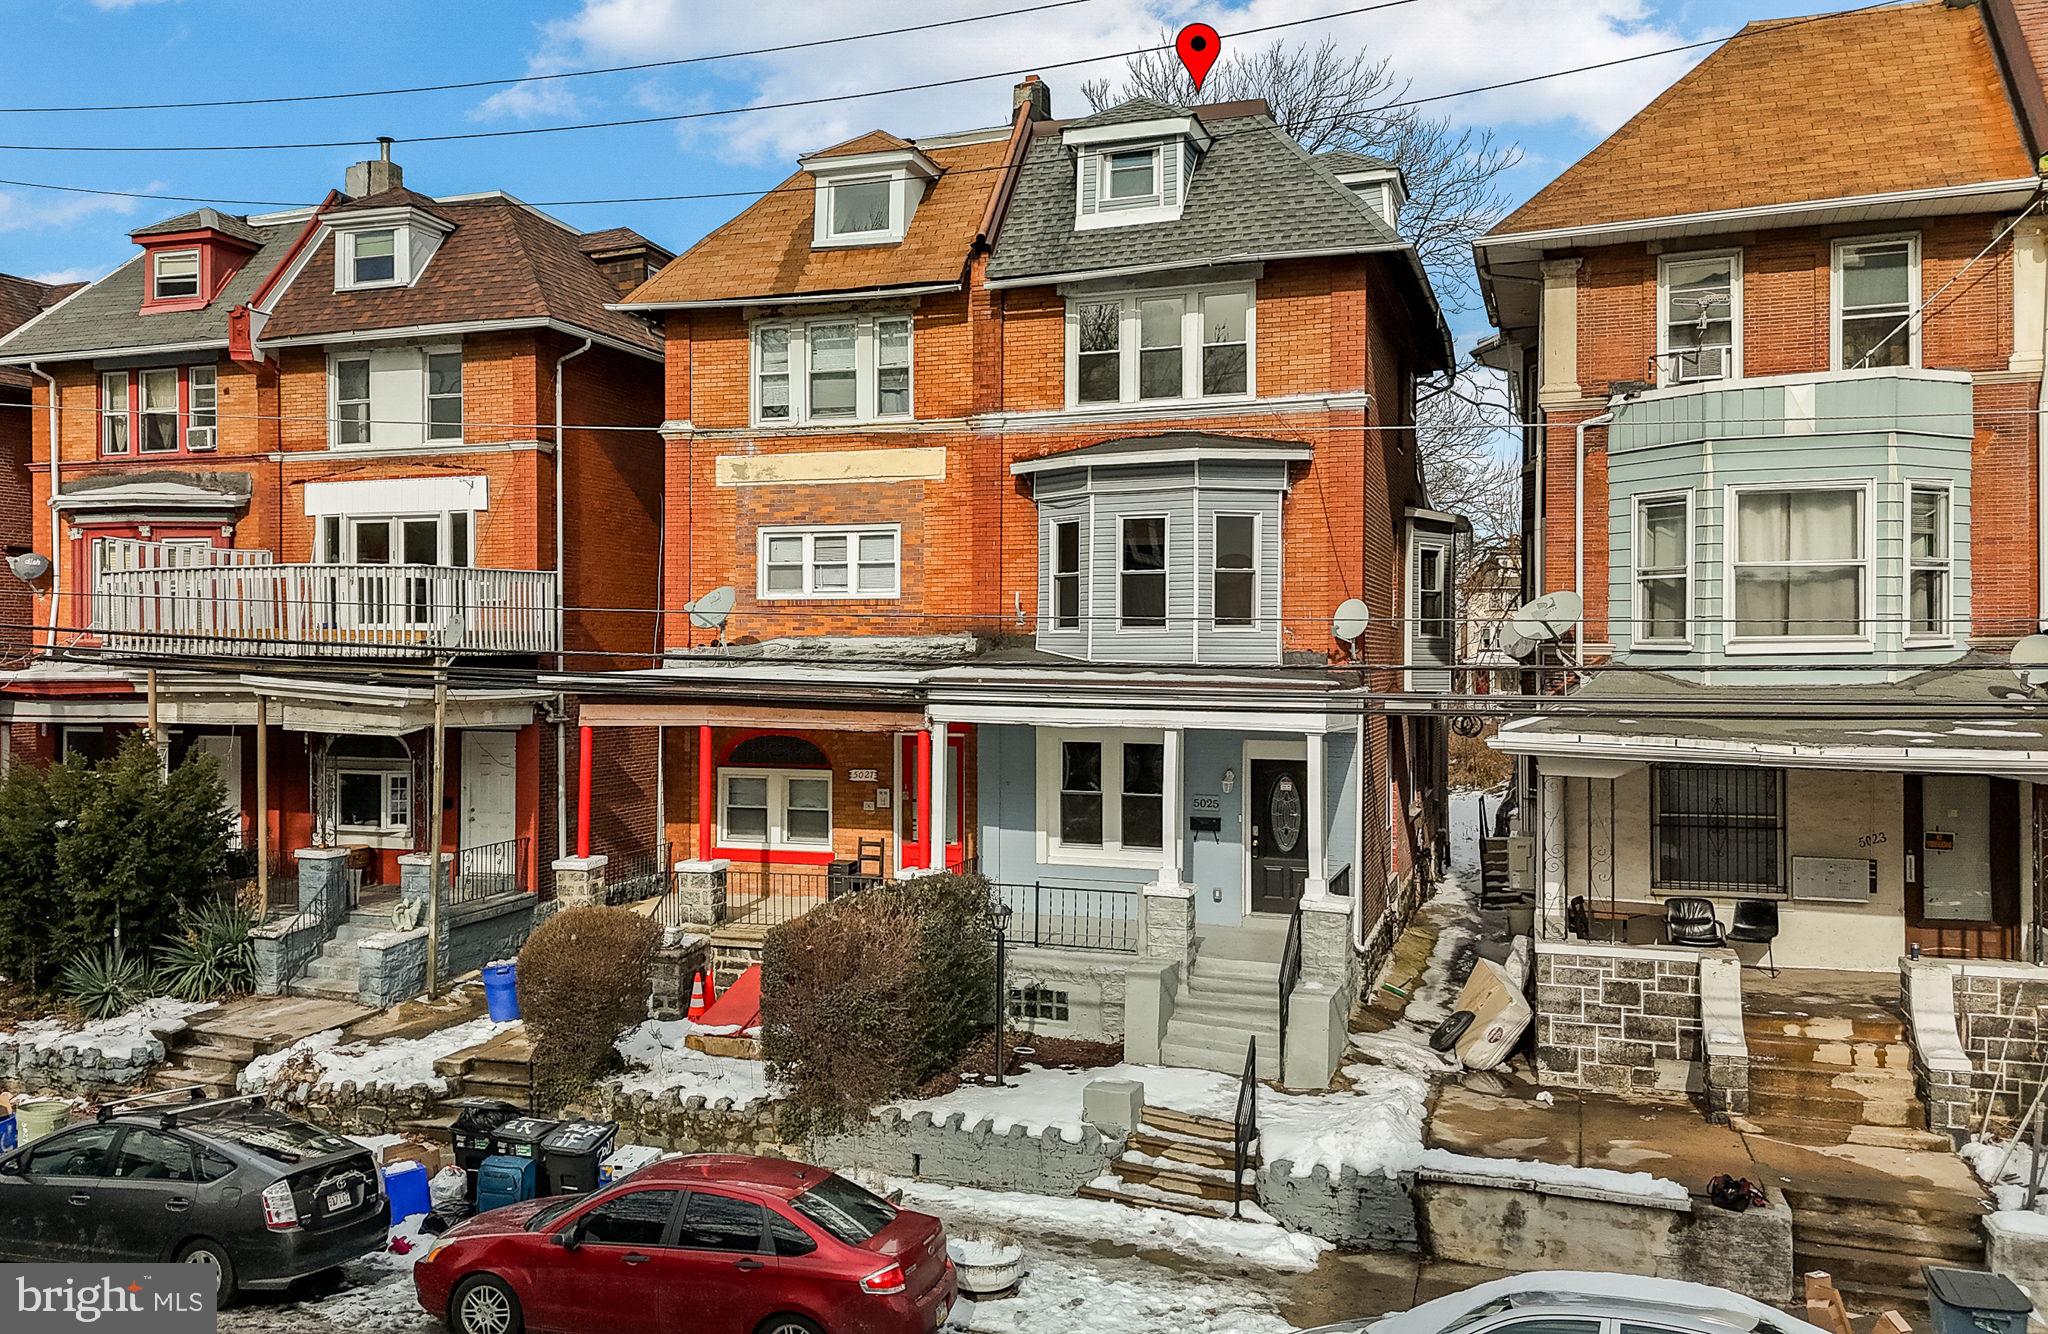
[482, 962, 521, 1022]
[475, 1154, 538, 1214]
[383, 1160, 431, 1224]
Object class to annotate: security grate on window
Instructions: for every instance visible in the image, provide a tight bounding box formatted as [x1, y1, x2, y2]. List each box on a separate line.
[1651, 764, 1785, 893]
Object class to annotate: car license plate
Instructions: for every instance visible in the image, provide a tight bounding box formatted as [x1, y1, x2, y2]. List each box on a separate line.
[326, 1189, 353, 1212]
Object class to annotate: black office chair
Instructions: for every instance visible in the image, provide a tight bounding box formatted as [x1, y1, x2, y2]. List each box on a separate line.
[1664, 896, 1726, 948]
[1726, 898, 1780, 975]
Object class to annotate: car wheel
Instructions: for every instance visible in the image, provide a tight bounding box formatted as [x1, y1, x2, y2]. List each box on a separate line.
[451, 1275, 523, 1334]
[756, 1317, 822, 1334]
[176, 1239, 237, 1308]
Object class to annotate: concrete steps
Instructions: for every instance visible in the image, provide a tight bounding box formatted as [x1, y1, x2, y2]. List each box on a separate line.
[1160, 930, 1285, 1078]
[1081, 1105, 1261, 1218]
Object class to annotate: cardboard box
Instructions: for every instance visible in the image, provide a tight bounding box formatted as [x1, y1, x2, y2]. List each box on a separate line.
[1453, 956, 1532, 1071]
[379, 1139, 445, 1177]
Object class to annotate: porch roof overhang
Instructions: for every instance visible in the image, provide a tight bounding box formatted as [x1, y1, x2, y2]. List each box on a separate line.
[152, 672, 547, 734]
[925, 655, 1354, 732]
[1491, 664, 2048, 777]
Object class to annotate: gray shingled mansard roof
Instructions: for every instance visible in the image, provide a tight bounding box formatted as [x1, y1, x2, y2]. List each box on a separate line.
[986, 100, 1407, 282]
[0, 212, 300, 363]
[130, 208, 269, 246]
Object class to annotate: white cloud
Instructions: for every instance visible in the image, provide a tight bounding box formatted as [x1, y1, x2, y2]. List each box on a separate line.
[477, 0, 1707, 165]
[0, 183, 164, 235]
[25, 264, 117, 285]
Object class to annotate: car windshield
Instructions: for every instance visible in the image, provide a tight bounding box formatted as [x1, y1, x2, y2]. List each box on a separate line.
[791, 1174, 897, 1245]
[198, 1110, 353, 1165]
[1438, 1298, 1517, 1334]
[526, 1197, 583, 1232]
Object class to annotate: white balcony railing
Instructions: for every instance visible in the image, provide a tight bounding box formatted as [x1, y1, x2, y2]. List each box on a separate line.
[93, 550, 558, 658]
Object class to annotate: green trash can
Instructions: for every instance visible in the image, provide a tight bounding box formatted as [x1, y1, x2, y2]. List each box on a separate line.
[14, 1097, 70, 1145]
[1924, 1268, 2034, 1334]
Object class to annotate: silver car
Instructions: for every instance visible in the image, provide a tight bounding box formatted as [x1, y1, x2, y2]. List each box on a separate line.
[1305, 1274, 1831, 1334]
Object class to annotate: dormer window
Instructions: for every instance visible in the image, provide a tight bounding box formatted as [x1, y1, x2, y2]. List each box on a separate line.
[800, 139, 941, 250]
[330, 206, 451, 292]
[340, 227, 404, 289]
[1103, 149, 1160, 208]
[1065, 113, 1210, 231]
[829, 179, 893, 240]
[152, 250, 200, 301]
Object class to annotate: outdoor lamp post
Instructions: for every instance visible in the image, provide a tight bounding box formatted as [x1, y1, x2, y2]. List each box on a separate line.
[992, 899, 1013, 1087]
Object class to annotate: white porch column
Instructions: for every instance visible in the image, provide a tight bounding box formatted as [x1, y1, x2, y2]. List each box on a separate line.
[1157, 727, 1184, 890]
[1539, 772, 1567, 940]
[1304, 731, 1329, 901]
[927, 719, 948, 873]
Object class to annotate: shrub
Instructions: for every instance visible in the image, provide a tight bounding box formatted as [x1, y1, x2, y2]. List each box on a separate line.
[59, 946, 153, 1020]
[154, 899, 257, 1002]
[518, 906, 662, 1108]
[762, 872, 997, 1135]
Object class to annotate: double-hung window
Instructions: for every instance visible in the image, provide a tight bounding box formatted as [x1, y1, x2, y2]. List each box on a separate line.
[1044, 731, 1165, 861]
[758, 525, 900, 600]
[100, 372, 130, 455]
[827, 178, 893, 240]
[345, 229, 399, 287]
[1652, 764, 1784, 893]
[1656, 253, 1738, 383]
[752, 315, 913, 425]
[1052, 519, 1082, 630]
[719, 769, 832, 853]
[186, 366, 217, 451]
[1730, 486, 1867, 644]
[426, 352, 463, 440]
[1835, 236, 1918, 369]
[328, 345, 463, 448]
[152, 249, 200, 301]
[1067, 283, 1254, 406]
[138, 369, 180, 453]
[1212, 514, 1257, 629]
[98, 365, 217, 456]
[1102, 148, 1161, 208]
[1634, 494, 1691, 646]
[1119, 516, 1168, 629]
[1907, 483, 1952, 641]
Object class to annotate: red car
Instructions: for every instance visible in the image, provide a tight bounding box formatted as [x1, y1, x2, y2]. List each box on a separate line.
[414, 1154, 956, 1334]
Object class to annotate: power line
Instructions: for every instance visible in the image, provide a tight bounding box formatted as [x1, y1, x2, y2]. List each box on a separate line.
[0, 0, 1108, 116]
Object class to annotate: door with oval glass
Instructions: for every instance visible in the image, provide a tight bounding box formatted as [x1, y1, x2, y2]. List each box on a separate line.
[1250, 758, 1310, 914]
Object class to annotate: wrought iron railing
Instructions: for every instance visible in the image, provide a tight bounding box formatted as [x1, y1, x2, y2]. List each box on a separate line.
[448, 837, 530, 907]
[1232, 1036, 1259, 1220]
[990, 881, 1139, 953]
[1277, 902, 1304, 1077]
[278, 867, 363, 993]
[606, 843, 673, 906]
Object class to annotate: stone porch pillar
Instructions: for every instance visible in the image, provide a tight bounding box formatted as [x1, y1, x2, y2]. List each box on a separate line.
[671, 858, 728, 926]
[550, 854, 608, 909]
[399, 851, 454, 912]
[295, 846, 355, 921]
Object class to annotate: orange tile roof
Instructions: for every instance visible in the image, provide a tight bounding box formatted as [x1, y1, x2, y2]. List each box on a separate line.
[1493, 1, 2033, 236]
[807, 130, 916, 159]
[623, 131, 1015, 307]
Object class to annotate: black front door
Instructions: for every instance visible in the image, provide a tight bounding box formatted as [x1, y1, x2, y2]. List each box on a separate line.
[1250, 758, 1310, 914]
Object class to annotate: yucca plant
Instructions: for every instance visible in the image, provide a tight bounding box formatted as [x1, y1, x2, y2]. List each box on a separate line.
[58, 946, 153, 1020]
[154, 899, 257, 1003]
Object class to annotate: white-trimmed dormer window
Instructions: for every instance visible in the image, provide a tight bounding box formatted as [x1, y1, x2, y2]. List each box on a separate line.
[1065, 114, 1211, 231]
[350, 229, 397, 285]
[801, 143, 941, 249]
[1101, 148, 1161, 209]
[332, 207, 452, 293]
[152, 249, 200, 301]
[828, 178, 893, 241]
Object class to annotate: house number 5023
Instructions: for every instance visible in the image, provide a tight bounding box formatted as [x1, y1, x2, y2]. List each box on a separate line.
[1858, 832, 1887, 848]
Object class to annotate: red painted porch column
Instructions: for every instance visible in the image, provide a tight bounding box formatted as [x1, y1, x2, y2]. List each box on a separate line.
[576, 725, 593, 858]
[914, 726, 932, 869]
[697, 723, 714, 859]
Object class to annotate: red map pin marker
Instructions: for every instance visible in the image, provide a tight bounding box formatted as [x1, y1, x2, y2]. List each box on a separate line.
[1176, 22, 1221, 92]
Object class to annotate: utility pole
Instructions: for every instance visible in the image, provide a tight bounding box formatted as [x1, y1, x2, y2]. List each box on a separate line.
[426, 654, 450, 998]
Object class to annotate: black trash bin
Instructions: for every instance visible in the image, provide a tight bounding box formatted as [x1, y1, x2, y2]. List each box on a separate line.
[1925, 1268, 2034, 1334]
[489, 1116, 561, 1190]
[539, 1119, 619, 1196]
[449, 1098, 522, 1204]
[827, 859, 858, 900]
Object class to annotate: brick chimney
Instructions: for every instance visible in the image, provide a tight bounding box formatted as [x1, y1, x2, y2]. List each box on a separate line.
[1013, 75, 1051, 121]
[344, 137, 404, 198]
[579, 229, 677, 299]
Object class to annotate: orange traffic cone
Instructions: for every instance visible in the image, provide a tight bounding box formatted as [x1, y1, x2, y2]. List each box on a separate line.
[704, 970, 719, 1005]
[687, 971, 709, 1020]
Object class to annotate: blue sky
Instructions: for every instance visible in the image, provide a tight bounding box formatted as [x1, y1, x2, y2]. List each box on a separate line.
[0, 0, 1849, 354]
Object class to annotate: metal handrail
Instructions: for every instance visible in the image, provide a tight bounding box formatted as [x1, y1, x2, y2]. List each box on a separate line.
[1277, 903, 1304, 1077]
[1232, 1036, 1259, 1219]
[449, 837, 531, 906]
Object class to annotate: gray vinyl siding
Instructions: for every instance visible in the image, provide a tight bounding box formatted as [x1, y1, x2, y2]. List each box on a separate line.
[1160, 143, 1180, 210]
[1032, 458, 1288, 665]
[1077, 153, 1099, 217]
[1406, 524, 1455, 692]
[1605, 370, 1973, 681]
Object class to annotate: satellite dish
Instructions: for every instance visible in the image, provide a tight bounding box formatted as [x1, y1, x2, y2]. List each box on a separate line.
[2012, 633, 2048, 692]
[1332, 598, 1371, 643]
[1497, 623, 1537, 661]
[685, 586, 737, 635]
[1511, 590, 1583, 643]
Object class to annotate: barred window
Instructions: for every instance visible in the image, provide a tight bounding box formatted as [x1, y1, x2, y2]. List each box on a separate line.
[1651, 765, 1784, 892]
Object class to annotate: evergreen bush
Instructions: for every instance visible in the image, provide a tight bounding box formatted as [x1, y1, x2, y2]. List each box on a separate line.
[761, 871, 997, 1135]
[518, 906, 662, 1108]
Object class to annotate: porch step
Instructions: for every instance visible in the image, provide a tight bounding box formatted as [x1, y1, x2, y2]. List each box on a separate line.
[1745, 1032, 1915, 1070]
[1187, 951, 1285, 983]
[1107, 1156, 1251, 1203]
[1743, 1011, 1908, 1048]
[1124, 1129, 1240, 1173]
[155, 1042, 244, 1083]
[1739, 1115, 1952, 1154]
[1160, 1035, 1280, 1081]
[1786, 1189, 1987, 1314]
[1168, 995, 1281, 1034]
[1136, 1105, 1242, 1146]
[1181, 968, 1284, 1003]
[1078, 1176, 1241, 1220]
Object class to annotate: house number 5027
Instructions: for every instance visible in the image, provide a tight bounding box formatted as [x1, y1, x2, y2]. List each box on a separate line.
[1858, 832, 1887, 848]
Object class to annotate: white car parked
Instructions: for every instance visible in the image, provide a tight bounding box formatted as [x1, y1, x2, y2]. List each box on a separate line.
[1307, 1273, 1832, 1334]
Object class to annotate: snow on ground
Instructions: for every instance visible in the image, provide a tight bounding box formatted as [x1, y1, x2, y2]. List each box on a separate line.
[237, 1017, 512, 1096]
[1966, 1136, 2048, 1216]
[896, 1179, 1328, 1271]
[950, 1249, 1295, 1334]
[606, 1018, 784, 1104]
[2, 996, 209, 1059]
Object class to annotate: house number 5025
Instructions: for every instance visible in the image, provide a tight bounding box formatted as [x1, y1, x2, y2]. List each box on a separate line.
[1858, 832, 1887, 848]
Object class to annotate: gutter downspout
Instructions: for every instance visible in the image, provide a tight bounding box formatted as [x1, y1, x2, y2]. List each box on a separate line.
[553, 337, 593, 861]
[31, 363, 59, 649]
[1575, 410, 1616, 649]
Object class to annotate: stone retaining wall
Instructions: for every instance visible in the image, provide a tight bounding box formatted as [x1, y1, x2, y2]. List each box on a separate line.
[266, 1078, 443, 1135]
[1259, 1161, 1419, 1249]
[1948, 963, 2048, 1128]
[812, 1109, 1124, 1196]
[575, 1086, 791, 1157]
[1534, 941, 1728, 1102]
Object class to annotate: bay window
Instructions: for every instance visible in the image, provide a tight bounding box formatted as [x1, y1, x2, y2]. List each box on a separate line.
[752, 314, 913, 425]
[758, 524, 900, 599]
[1730, 486, 1867, 643]
[328, 344, 463, 448]
[1053, 519, 1082, 630]
[1835, 236, 1917, 369]
[1908, 483, 1952, 641]
[1041, 730, 1166, 862]
[1213, 514, 1257, 628]
[1066, 282, 1255, 406]
[1634, 494, 1691, 646]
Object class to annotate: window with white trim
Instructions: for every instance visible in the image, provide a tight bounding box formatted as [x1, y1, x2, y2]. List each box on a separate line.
[328, 345, 463, 448]
[718, 769, 832, 853]
[1656, 252, 1738, 384]
[1066, 283, 1254, 406]
[752, 315, 913, 425]
[827, 177, 892, 240]
[1044, 732, 1164, 857]
[186, 365, 217, 451]
[99, 365, 217, 456]
[1101, 147, 1161, 209]
[152, 249, 200, 301]
[138, 368, 179, 454]
[1730, 486, 1867, 642]
[100, 372, 130, 455]
[758, 525, 899, 600]
[317, 512, 472, 567]
[1634, 494, 1691, 646]
[1907, 483, 1952, 641]
[337, 767, 410, 836]
[1835, 236, 1918, 369]
[1212, 514, 1257, 628]
[341, 228, 400, 289]
[1053, 519, 1082, 630]
[1119, 515, 1167, 629]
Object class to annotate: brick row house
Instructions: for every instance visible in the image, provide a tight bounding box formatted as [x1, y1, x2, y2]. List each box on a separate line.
[571, 78, 1456, 1088]
[0, 273, 81, 724]
[0, 153, 669, 986]
[1474, 0, 2048, 1104]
